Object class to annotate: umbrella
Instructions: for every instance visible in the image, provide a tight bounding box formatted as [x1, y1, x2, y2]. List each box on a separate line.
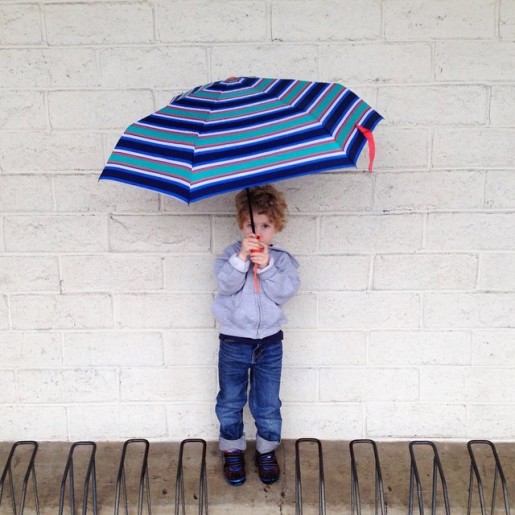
[99, 76, 382, 205]
[99, 76, 383, 290]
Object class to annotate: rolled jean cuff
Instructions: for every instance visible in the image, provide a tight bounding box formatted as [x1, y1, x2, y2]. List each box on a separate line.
[256, 434, 280, 454]
[219, 434, 246, 452]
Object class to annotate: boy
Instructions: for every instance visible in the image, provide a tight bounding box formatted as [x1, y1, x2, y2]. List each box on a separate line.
[212, 185, 300, 486]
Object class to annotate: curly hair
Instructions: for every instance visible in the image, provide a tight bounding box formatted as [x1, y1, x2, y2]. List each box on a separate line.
[235, 185, 288, 232]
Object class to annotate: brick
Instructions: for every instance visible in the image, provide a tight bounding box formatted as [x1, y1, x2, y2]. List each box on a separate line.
[490, 86, 515, 125]
[321, 43, 432, 83]
[373, 253, 478, 290]
[57, 174, 159, 213]
[162, 190, 234, 214]
[48, 90, 154, 130]
[101, 47, 208, 89]
[435, 41, 515, 81]
[109, 215, 210, 252]
[0, 48, 98, 88]
[167, 404, 218, 440]
[282, 367, 317, 402]
[320, 214, 423, 252]
[378, 85, 487, 126]
[272, 0, 381, 41]
[374, 171, 484, 211]
[282, 331, 367, 366]
[424, 293, 515, 329]
[0, 332, 62, 368]
[283, 293, 317, 329]
[158, 1, 267, 42]
[500, 0, 515, 38]
[63, 332, 164, 366]
[0, 256, 59, 292]
[0, 372, 16, 403]
[61, 255, 162, 292]
[211, 46, 318, 80]
[164, 255, 216, 292]
[69, 404, 168, 440]
[17, 369, 118, 403]
[273, 216, 318, 254]
[472, 331, 515, 365]
[320, 368, 419, 402]
[369, 331, 471, 366]
[2, 406, 67, 440]
[468, 405, 515, 439]
[0, 132, 103, 172]
[384, 0, 496, 40]
[485, 171, 515, 209]
[11, 294, 113, 330]
[0, 4, 41, 44]
[298, 255, 369, 291]
[480, 253, 515, 290]
[45, 3, 154, 44]
[282, 404, 363, 439]
[0, 91, 47, 130]
[279, 173, 373, 213]
[375, 127, 429, 169]
[0, 297, 10, 329]
[420, 367, 467, 402]
[319, 292, 420, 329]
[115, 293, 213, 329]
[5, 215, 107, 252]
[366, 403, 467, 438]
[427, 213, 515, 251]
[164, 330, 218, 366]
[0, 175, 53, 212]
[120, 367, 216, 401]
[467, 368, 515, 402]
[433, 129, 515, 168]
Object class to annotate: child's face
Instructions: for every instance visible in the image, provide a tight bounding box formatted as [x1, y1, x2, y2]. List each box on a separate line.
[241, 212, 277, 247]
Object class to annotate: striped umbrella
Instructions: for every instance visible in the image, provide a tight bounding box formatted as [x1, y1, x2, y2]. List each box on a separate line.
[99, 76, 382, 204]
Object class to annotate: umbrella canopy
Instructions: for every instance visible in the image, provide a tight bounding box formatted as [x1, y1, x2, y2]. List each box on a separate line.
[99, 77, 382, 203]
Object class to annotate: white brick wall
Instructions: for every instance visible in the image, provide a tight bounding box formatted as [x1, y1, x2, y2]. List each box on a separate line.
[1, 0, 514, 443]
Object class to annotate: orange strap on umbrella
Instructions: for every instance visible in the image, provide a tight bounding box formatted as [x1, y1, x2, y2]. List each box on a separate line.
[251, 235, 262, 292]
[253, 264, 259, 292]
[356, 124, 376, 173]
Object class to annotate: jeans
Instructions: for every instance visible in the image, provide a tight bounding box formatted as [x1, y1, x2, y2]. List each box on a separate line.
[216, 338, 283, 454]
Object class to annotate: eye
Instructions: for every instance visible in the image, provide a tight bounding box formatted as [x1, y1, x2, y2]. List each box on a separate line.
[263, 224, 270, 229]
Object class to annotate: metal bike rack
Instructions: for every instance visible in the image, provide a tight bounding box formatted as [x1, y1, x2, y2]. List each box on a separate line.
[0, 441, 40, 515]
[175, 439, 208, 515]
[408, 440, 450, 515]
[295, 438, 326, 515]
[58, 441, 97, 515]
[114, 439, 152, 515]
[350, 439, 386, 515]
[467, 440, 511, 515]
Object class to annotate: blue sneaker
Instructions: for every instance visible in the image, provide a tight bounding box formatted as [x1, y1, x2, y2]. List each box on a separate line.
[255, 450, 280, 484]
[222, 450, 246, 486]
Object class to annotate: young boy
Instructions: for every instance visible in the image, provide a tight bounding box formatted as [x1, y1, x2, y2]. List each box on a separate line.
[212, 185, 300, 486]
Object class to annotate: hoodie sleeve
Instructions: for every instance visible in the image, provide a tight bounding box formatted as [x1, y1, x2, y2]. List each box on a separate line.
[258, 250, 300, 305]
[214, 244, 250, 296]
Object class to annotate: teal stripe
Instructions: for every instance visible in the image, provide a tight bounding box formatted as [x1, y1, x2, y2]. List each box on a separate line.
[110, 139, 342, 183]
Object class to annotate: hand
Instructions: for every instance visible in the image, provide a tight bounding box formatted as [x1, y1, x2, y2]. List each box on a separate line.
[249, 239, 270, 269]
[238, 234, 262, 261]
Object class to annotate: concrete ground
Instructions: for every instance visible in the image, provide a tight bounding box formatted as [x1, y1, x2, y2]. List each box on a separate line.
[0, 439, 513, 514]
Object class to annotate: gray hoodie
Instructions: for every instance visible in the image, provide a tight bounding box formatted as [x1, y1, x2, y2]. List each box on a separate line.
[212, 241, 301, 339]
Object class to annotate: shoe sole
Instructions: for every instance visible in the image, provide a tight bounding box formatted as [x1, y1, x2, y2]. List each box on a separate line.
[225, 476, 246, 486]
[258, 475, 280, 485]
